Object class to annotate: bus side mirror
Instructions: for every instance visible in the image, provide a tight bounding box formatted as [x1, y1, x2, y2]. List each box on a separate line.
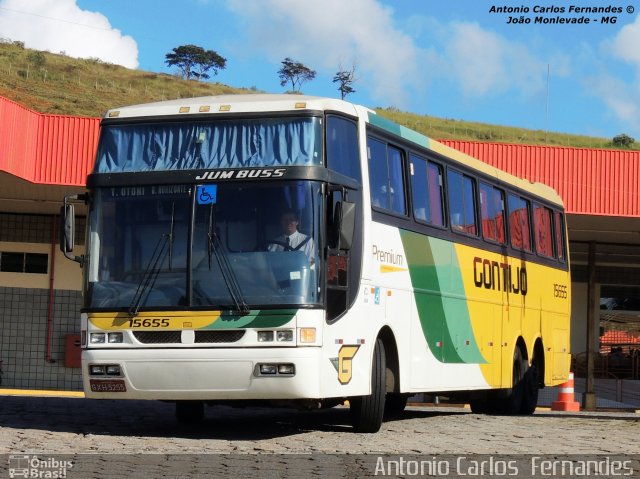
[60, 195, 85, 266]
[60, 204, 75, 254]
[333, 201, 355, 251]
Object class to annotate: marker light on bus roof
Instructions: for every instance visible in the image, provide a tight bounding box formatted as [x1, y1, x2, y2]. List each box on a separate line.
[294, 102, 306, 109]
[179, 107, 190, 113]
[108, 111, 120, 118]
[219, 105, 231, 112]
[199, 106, 211, 113]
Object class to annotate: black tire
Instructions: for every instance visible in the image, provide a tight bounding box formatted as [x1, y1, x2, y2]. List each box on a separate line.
[520, 364, 539, 415]
[470, 392, 492, 414]
[384, 393, 409, 418]
[350, 338, 386, 433]
[499, 347, 527, 415]
[175, 401, 204, 424]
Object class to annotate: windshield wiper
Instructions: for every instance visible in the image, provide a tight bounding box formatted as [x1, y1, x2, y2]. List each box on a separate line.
[128, 202, 176, 317]
[207, 205, 250, 315]
[128, 232, 170, 316]
[168, 202, 175, 270]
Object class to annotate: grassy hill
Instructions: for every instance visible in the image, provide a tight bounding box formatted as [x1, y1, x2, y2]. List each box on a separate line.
[0, 41, 254, 116]
[1, 40, 637, 151]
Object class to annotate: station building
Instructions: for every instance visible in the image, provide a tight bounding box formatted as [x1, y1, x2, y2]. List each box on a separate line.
[1, 95, 639, 405]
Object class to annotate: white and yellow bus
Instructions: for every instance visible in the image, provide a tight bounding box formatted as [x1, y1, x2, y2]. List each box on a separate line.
[61, 94, 571, 432]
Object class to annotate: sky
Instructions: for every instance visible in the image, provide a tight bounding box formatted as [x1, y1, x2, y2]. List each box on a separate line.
[0, 0, 639, 139]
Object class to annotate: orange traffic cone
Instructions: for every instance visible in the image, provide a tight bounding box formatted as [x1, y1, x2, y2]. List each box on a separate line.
[551, 372, 581, 411]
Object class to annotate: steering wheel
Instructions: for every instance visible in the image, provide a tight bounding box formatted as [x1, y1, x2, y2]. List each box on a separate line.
[261, 239, 294, 251]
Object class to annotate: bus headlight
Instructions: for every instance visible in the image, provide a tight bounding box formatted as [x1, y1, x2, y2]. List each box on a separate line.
[259, 364, 277, 374]
[276, 330, 293, 342]
[257, 331, 274, 342]
[108, 332, 123, 343]
[277, 364, 295, 375]
[256, 363, 295, 376]
[90, 333, 106, 344]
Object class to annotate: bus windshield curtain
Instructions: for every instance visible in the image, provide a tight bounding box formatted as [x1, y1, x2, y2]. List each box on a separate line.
[95, 118, 321, 173]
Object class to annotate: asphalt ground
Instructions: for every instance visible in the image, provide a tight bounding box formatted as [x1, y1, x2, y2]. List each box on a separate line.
[0, 393, 638, 478]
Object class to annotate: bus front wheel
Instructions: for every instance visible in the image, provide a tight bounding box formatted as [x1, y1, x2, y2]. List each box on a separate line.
[350, 338, 386, 433]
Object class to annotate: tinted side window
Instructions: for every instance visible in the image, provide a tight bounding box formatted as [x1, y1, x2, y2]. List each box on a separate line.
[508, 193, 532, 251]
[555, 211, 566, 261]
[410, 154, 445, 227]
[448, 170, 477, 235]
[533, 203, 554, 257]
[428, 163, 445, 226]
[368, 137, 406, 215]
[326, 116, 361, 182]
[479, 183, 506, 244]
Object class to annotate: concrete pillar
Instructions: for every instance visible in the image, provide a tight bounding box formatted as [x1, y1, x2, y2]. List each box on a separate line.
[584, 241, 597, 410]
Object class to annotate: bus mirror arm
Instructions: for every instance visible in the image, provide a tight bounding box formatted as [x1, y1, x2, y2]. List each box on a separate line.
[60, 194, 86, 266]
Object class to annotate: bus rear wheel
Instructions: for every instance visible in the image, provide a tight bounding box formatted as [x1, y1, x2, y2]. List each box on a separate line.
[350, 338, 386, 433]
[175, 400, 204, 424]
[520, 364, 539, 415]
[469, 391, 496, 414]
[499, 347, 527, 415]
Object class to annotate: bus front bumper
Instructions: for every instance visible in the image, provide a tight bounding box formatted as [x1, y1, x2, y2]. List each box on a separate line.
[82, 347, 322, 400]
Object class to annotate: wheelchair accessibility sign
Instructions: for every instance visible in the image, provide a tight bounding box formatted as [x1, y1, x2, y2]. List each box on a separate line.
[196, 185, 217, 205]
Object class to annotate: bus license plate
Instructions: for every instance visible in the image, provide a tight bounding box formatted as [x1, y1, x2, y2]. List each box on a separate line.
[90, 379, 127, 393]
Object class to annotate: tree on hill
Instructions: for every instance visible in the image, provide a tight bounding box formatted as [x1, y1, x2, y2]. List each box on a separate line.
[612, 134, 635, 148]
[333, 63, 356, 100]
[165, 44, 226, 81]
[27, 51, 46, 69]
[278, 57, 316, 93]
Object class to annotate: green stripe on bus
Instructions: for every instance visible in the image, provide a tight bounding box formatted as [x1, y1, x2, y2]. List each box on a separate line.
[400, 230, 486, 364]
[204, 309, 297, 329]
[367, 114, 431, 149]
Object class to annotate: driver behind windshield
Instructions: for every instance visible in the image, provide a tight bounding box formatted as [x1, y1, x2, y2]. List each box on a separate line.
[268, 209, 316, 265]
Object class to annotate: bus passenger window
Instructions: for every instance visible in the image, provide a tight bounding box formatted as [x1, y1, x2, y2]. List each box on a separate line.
[410, 155, 444, 226]
[428, 163, 445, 226]
[447, 170, 477, 235]
[479, 183, 506, 243]
[367, 137, 406, 215]
[533, 203, 554, 257]
[411, 155, 428, 221]
[508, 193, 532, 251]
[555, 211, 566, 261]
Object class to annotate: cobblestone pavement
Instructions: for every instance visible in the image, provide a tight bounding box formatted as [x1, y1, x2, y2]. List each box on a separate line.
[0, 395, 638, 455]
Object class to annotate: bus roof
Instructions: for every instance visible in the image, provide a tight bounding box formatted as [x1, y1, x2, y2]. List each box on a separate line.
[104, 94, 563, 207]
[104, 94, 362, 119]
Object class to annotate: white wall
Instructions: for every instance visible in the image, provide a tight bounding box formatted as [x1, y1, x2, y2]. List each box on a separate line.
[570, 281, 600, 355]
[0, 241, 83, 291]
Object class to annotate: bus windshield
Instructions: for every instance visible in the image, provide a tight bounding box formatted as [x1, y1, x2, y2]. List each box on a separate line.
[86, 182, 323, 311]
